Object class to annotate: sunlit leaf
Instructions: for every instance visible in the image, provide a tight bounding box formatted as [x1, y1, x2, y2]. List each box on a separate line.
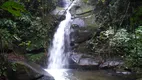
[1, 1, 27, 16]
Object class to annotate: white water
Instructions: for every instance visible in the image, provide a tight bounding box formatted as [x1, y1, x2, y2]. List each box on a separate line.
[45, 0, 77, 80]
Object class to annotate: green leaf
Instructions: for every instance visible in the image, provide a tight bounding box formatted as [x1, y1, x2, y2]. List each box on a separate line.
[1, 1, 27, 16]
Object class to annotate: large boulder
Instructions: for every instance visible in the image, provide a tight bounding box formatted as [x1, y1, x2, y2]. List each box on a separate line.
[70, 25, 101, 53]
[70, 26, 94, 44]
[70, 53, 124, 69]
[70, 53, 100, 70]
[72, 18, 85, 27]
[7, 53, 54, 80]
[70, 53, 101, 68]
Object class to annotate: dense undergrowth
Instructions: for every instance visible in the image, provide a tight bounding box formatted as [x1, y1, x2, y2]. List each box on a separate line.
[84, 0, 142, 74]
[0, 0, 56, 78]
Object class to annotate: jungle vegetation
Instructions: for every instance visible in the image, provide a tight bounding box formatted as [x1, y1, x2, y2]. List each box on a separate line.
[0, 0, 142, 79]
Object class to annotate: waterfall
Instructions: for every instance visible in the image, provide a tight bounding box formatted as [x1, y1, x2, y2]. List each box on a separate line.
[45, 0, 77, 80]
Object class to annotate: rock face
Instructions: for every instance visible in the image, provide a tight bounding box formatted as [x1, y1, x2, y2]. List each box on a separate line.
[76, 58, 99, 66]
[70, 26, 95, 53]
[70, 53, 100, 67]
[70, 27, 93, 44]
[72, 18, 85, 27]
[70, 53, 124, 69]
[70, 25, 104, 53]
[70, 0, 97, 28]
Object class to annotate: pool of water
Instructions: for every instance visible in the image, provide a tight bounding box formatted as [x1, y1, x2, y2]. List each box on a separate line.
[43, 69, 134, 80]
[69, 70, 126, 80]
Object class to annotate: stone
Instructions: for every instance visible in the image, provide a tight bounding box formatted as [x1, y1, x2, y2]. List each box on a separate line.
[71, 53, 83, 63]
[70, 53, 124, 70]
[79, 58, 99, 66]
[72, 18, 85, 27]
[57, 15, 66, 21]
[99, 61, 124, 68]
[71, 53, 99, 66]
[116, 71, 131, 75]
[70, 27, 93, 44]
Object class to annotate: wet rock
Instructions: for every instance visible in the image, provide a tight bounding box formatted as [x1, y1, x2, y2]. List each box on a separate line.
[71, 24, 80, 29]
[70, 26, 94, 53]
[70, 53, 100, 70]
[70, 53, 124, 70]
[114, 68, 132, 76]
[70, 0, 93, 15]
[71, 53, 100, 66]
[72, 18, 85, 27]
[116, 71, 131, 75]
[69, 0, 96, 27]
[72, 42, 93, 54]
[70, 27, 93, 44]
[99, 61, 124, 68]
[57, 15, 66, 21]
[71, 53, 83, 63]
[79, 58, 99, 66]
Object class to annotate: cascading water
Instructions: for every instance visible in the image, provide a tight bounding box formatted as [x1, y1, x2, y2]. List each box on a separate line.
[45, 0, 77, 80]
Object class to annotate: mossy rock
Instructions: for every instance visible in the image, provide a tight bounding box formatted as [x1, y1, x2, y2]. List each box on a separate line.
[137, 78, 142, 80]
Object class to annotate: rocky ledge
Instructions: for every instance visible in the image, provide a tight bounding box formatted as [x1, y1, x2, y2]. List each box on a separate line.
[69, 52, 132, 76]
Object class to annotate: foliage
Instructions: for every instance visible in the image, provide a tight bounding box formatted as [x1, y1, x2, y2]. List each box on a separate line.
[0, 15, 52, 51]
[109, 29, 130, 47]
[125, 26, 142, 71]
[106, 28, 131, 57]
[100, 27, 142, 70]
[0, 0, 53, 50]
[99, 27, 142, 71]
[19, 0, 55, 16]
[26, 52, 45, 62]
[0, 56, 7, 76]
[16, 16, 51, 51]
[1, 1, 27, 16]
[130, 6, 142, 26]
[0, 0, 55, 51]
[91, 0, 130, 31]
[101, 28, 129, 54]
[0, 0, 56, 51]
[87, 0, 142, 73]
[0, 19, 17, 48]
[0, 0, 56, 77]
